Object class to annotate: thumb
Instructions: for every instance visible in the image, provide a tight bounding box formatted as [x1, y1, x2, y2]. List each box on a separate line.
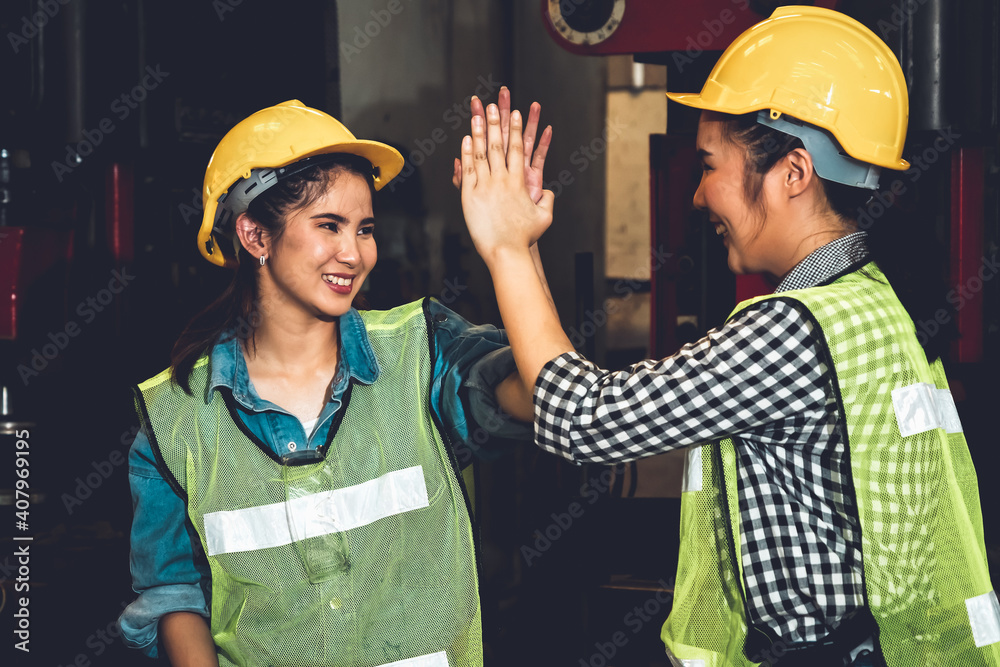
[537, 189, 555, 217]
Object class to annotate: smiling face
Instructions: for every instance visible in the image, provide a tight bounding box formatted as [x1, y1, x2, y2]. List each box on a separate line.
[693, 113, 774, 275]
[262, 169, 376, 320]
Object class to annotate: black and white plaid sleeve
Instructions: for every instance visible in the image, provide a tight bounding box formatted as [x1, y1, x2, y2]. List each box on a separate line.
[533, 299, 829, 464]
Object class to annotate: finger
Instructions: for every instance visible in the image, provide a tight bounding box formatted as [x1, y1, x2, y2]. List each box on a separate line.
[452, 157, 462, 190]
[499, 86, 511, 151]
[507, 109, 525, 182]
[471, 104, 490, 180]
[531, 124, 553, 173]
[486, 103, 507, 174]
[470, 95, 485, 123]
[522, 101, 541, 168]
[460, 135, 477, 189]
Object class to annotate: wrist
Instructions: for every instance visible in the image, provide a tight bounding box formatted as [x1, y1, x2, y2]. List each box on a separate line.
[484, 244, 534, 273]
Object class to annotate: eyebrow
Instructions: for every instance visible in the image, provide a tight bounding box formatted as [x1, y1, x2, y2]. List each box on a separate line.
[696, 149, 713, 159]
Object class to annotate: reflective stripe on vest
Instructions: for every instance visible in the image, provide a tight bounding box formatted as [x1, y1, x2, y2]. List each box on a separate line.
[203, 466, 430, 556]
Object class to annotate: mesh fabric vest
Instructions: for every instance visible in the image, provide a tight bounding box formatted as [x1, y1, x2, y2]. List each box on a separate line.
[661, 264, 1000, 666]
[137, 300, 482, 667]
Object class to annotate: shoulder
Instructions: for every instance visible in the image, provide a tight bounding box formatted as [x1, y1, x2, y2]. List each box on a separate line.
[135, 355, 213, 424]
[741, 267, 903, 333]
[728, 296, 816, 333]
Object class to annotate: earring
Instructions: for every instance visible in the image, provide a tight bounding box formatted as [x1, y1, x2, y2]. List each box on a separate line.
[259, 255, 267, 267]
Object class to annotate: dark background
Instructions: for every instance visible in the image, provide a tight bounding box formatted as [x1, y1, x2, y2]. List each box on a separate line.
[0, 1, 997, 665]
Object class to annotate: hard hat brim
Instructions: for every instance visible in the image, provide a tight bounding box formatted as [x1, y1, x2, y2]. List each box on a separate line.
[665, 92, 910, 172]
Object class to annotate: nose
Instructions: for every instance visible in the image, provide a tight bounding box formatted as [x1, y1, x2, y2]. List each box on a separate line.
[335, 232, 360, 267]
[692, 174, 707, 211]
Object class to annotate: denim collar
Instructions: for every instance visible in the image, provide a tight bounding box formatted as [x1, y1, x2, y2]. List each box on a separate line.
[204, 308, 380, 410]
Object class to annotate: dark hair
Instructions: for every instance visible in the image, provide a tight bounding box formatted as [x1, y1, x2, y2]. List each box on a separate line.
[170, 153, 376, 393]
[713, 111, 955, 361]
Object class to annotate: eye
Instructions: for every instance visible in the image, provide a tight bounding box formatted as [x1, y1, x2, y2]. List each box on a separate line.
[358, 225, 375, 237]
[700, 162, 714, 173]
[319, 222, 340, 232]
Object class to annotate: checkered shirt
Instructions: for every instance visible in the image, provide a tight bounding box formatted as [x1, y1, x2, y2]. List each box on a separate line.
[533, 232, 871, 644]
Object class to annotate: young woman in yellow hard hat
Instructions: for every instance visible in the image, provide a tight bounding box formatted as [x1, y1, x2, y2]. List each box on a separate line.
[459, 7, 999, 667]
[117, 98, 546, 667]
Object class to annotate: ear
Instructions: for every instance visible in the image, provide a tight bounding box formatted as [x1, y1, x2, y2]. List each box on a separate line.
[235, 213, 268, 260]
[782, 147, 816, 198]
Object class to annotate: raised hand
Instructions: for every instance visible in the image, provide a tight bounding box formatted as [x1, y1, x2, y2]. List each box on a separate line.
[453, 86, 552, 204]
[460, 103, 554, 264]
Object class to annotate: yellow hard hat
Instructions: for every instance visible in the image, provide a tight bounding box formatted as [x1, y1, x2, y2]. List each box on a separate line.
[198, 100, 404, 267]
[667, 6, 910, 173]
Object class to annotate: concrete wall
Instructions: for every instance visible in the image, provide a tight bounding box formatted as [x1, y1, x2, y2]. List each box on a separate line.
[337, 1, 606, 339]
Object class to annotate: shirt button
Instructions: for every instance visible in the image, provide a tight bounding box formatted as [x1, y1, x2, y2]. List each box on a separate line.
[329, 597, 342, 610]
[435, 313, 447, 322]
[287, 442, 297, 452]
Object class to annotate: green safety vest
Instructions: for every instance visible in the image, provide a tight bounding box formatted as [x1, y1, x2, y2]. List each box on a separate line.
[137, 300, 483, 667]
[662, 264, 1000, 667]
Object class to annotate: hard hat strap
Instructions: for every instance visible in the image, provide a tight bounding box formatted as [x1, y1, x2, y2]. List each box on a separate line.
[756, 111, 881, 190]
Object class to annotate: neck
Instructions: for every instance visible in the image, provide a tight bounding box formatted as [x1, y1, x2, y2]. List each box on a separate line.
[768, 208, 855, 281]
[243, 289, 341, 373]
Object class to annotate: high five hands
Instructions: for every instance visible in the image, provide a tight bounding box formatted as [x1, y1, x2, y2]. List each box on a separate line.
[452, 86, 552, 204]
[454, 87, 556, 267]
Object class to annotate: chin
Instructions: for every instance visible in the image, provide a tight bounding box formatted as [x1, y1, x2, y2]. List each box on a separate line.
[726, 257, 747, 275]
[314, 297, 355, 319]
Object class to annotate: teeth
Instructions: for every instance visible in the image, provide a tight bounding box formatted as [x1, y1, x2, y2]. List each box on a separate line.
[323, 275, 353, 286]
[714, 225, 727, 237]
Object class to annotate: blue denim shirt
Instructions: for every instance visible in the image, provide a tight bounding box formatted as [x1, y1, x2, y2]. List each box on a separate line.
[120, 301, 526, 657]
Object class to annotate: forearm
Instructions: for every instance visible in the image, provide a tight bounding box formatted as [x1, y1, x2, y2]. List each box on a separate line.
[530, 243, 555, 308]
[495, 371, 534, 423]
[160, 612, 218, 667]
[486, 246, 574, 390]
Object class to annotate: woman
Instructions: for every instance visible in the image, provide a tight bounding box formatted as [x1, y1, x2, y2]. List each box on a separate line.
[460, 7, 999, 667]
[118, 98, 544, 667]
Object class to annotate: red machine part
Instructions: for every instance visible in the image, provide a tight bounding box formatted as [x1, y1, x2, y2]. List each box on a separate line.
[541, 0, 842, 56]
[0, 228, 75, 340]
[949, 147, 985, 363]
[735, 273, 772, 302]
[649, 134, 686, 358]
[105, 163, 135, 266]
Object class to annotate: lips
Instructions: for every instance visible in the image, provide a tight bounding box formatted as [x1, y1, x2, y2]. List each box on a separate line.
[323, 273, 355, 294]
